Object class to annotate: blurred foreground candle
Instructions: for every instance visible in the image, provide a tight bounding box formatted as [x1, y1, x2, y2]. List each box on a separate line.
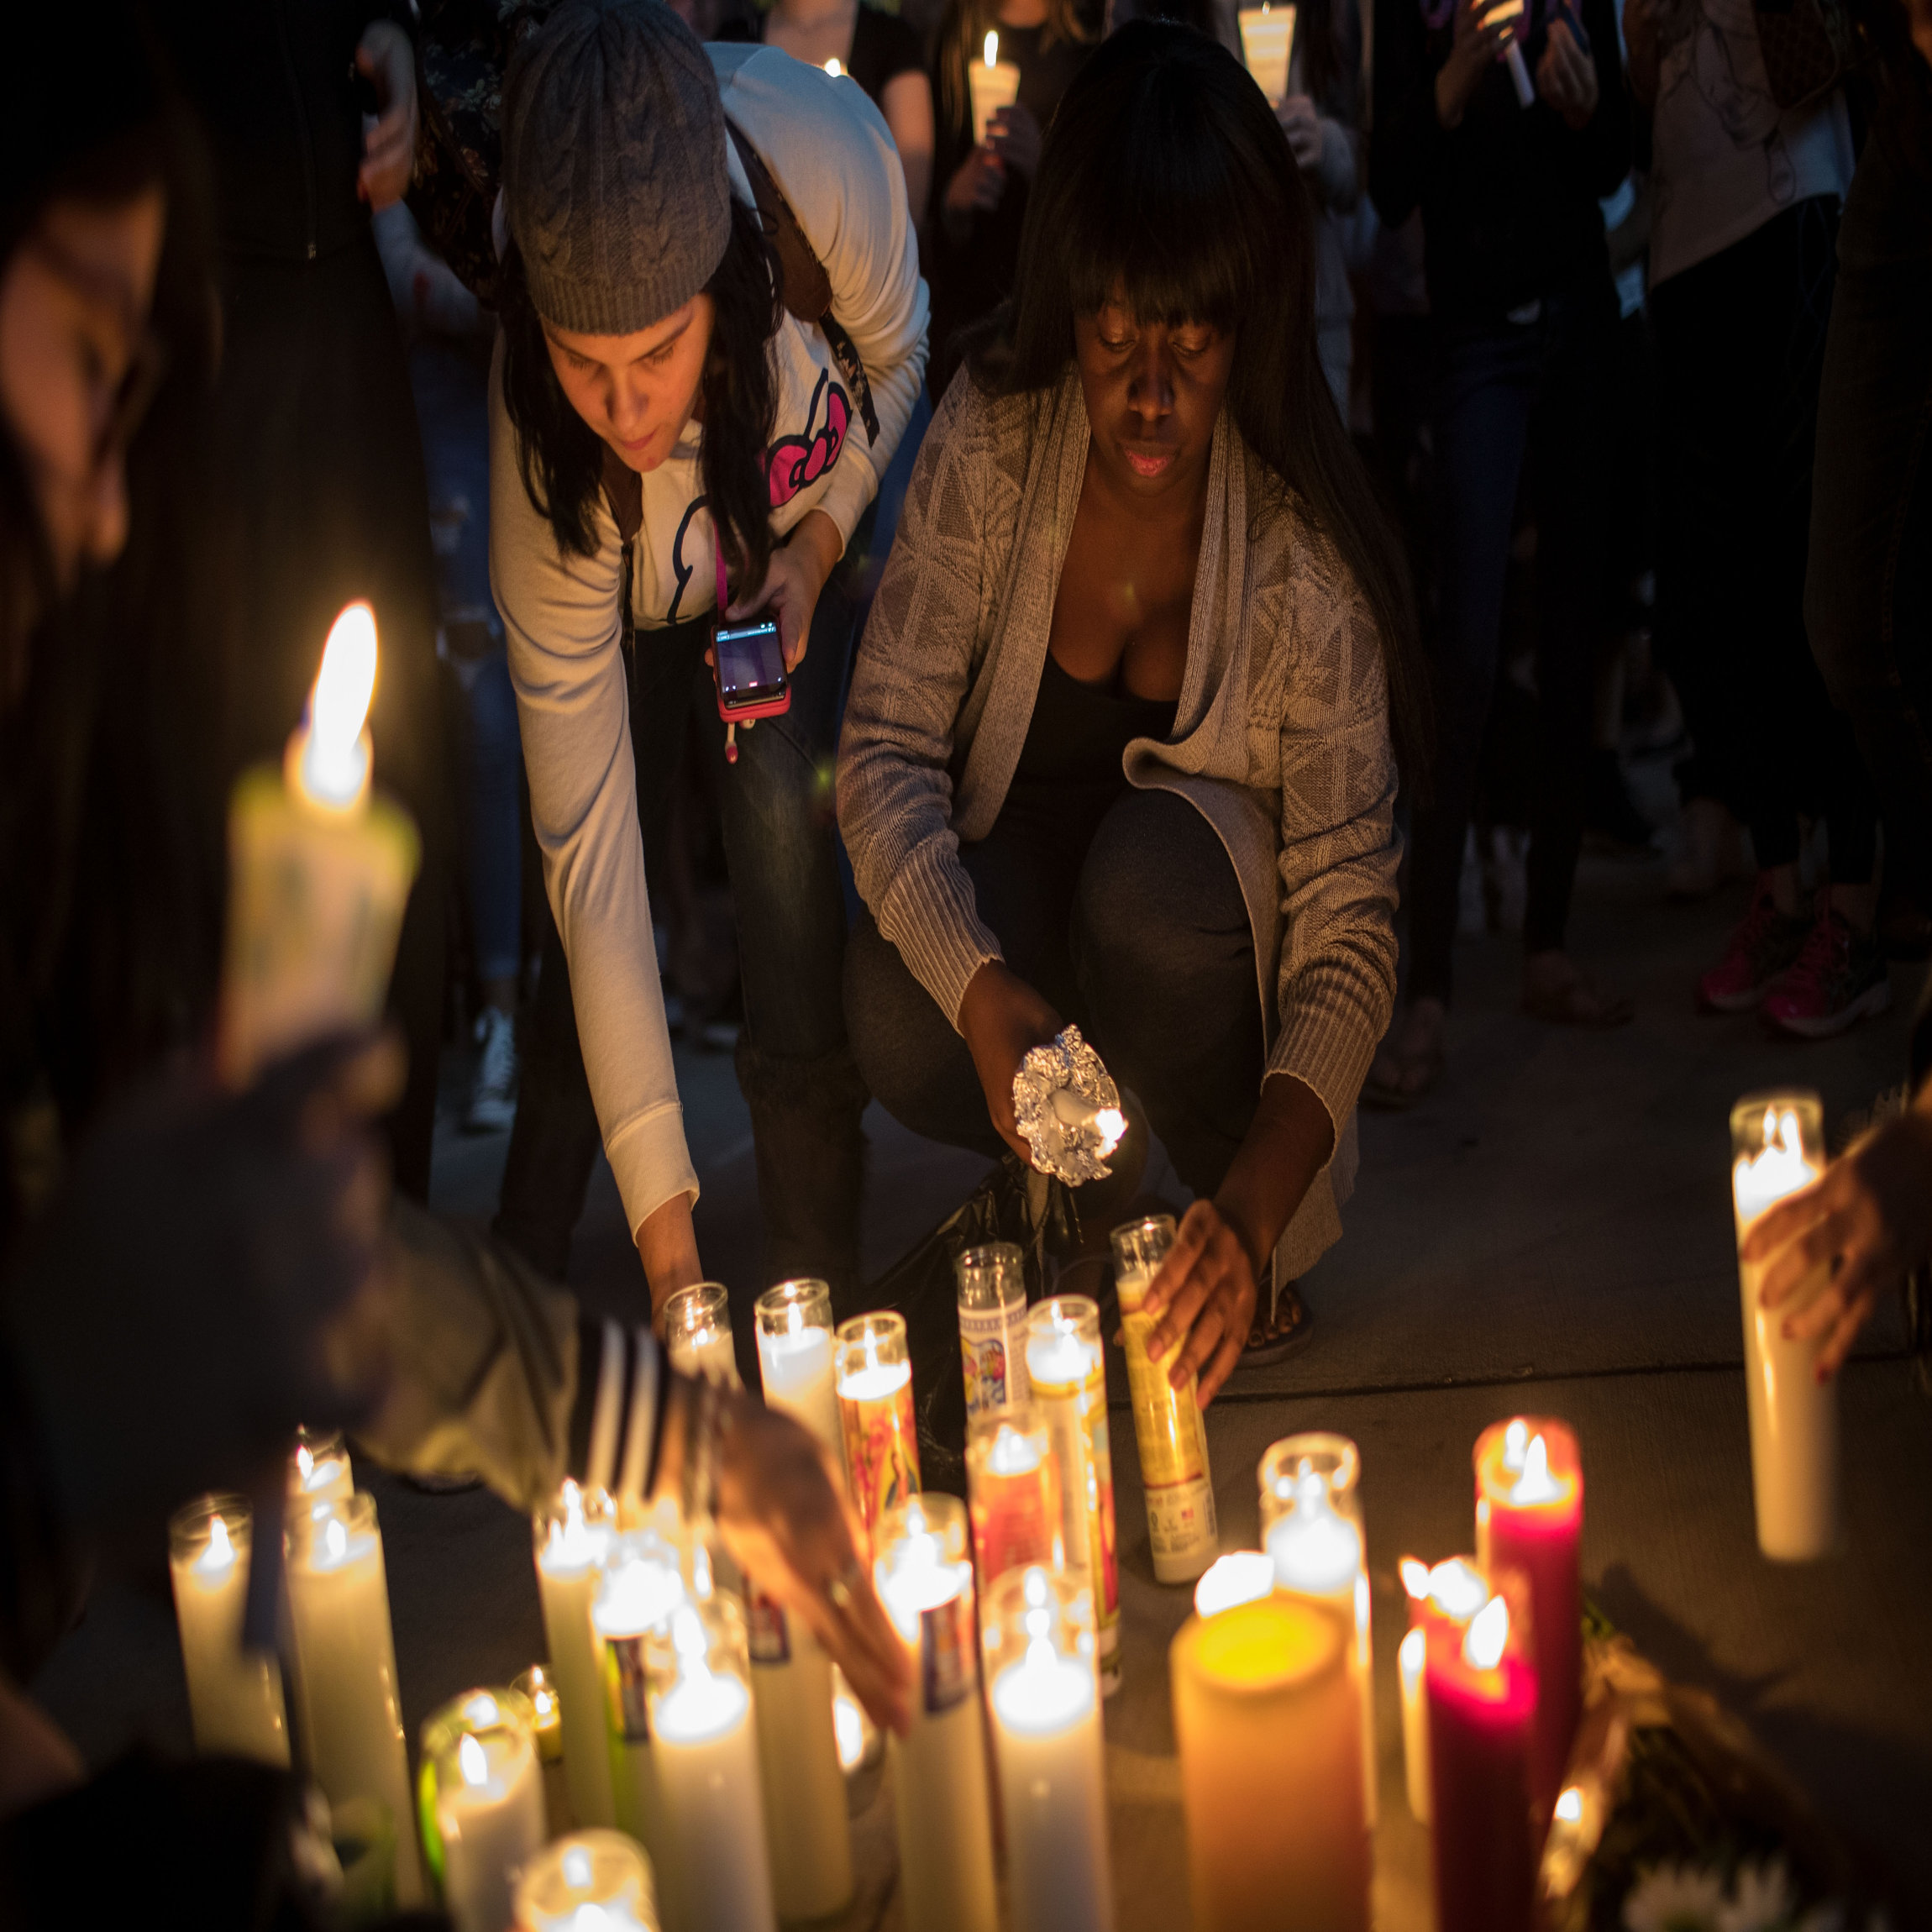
[875, 1496, 999, 1932]
[968, 29, 1021, 145]
[592, 1522, 686, 1881]
[1236, 3, 1296, 105]
[664, 1282, 740, 1386]
[956, 1242, 1031, 1417]
[218, 601, 420, 1086]
[648, 1598, 777, 1932]
[168, 1494, 289, 1765]
[1261, 1433, 1375, 1826]
[533, 1481, 617, 1830]
[1399, 1628, 1429, 1823]
[290, 1426, 354, 1509]
[285, 1493, 421, 1903]
[1730, 1092, 1840, 1560]
[422, 1691, 544, 1932]
[832, 1666, 879, 1772]
[984, 1567, 1114, 1932]
[515, 1830, 659, 1932]
[1425, 1590, 1538, 1932]
[1398, 1551, 1488, 1827]
[512, 1665, 568, 1835]
[1474, 1417, 1581, 1814]
[965, 1404, 1062, 1592]
[1026, 1297, 1120, 1691]
[836, 1311, 921, 1530]
[1171, 1592, 1369, 1932]
[755, 1278, 840, 1454]
[1112, 1217, 1218, 1584]
[1192, 1551, 1275, 1620]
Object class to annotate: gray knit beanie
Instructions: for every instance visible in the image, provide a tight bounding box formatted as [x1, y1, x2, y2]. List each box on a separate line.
[503, 0, 731, 335]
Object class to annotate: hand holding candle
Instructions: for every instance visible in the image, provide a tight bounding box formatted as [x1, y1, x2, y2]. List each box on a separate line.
[1237, 3, 1297, 106]
[968, 29, 1021, 146]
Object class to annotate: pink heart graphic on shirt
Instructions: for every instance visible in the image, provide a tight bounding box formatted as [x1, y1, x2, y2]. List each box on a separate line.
[766, 370, 849, 507]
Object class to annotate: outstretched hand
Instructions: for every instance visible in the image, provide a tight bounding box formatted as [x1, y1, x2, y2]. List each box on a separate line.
[356, 22, 417, 210]
[1132, 1199, 1258, 1408]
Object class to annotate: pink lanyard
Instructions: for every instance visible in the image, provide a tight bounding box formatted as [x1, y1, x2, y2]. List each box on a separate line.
[716, 534, 741, 766]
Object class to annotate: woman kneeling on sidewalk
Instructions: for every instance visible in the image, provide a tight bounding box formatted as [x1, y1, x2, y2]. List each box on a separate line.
[837, 22, 1423, 1403]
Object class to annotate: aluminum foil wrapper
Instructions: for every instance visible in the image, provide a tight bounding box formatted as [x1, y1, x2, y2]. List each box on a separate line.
[1012, 1025, 1126, 1185]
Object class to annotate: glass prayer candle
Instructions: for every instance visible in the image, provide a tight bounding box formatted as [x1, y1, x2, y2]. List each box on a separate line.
[663, 1282, 740, 1388]
[1170, 1591, 1370, 1932]
[1425, 1587, 1539, 1932]
[1112, 1215, 1219, 1583]
[1474, 1417, 1581, 1818]
[167, 1494, 290, 1767]
[1730, 1091, 1839, 1559]
[514, 1829, 659, 1932]
[592, 1521, 687, 1877]
[835, 1311, 921, 1530]
[754, 1279, 840, 1456]
[982, 1567, 1113, 1932]
[288, 1425, 354, 1509]
[965, 1404, 1063, 1596]
[1024, 1297, 1120, 1690]
[645, 1597, 777, 1932]
[284, 1493, 422, 1904]
[874, 1495, 999, 1932]
[956, 1242, 1031, 1418]
[533, 1480, 618, 1830]
[419, 1689, 544, 1932]
[1260, 1432, 1375, 1824]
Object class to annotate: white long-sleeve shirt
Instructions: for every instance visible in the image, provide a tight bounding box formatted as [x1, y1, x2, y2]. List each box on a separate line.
[491, 45, 929, 1239]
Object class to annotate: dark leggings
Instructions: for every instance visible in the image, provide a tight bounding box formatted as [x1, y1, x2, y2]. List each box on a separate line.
[845, 787, 1265, 1202]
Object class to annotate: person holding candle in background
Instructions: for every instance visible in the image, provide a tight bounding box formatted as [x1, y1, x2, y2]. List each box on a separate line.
[840, 22, 1422, 1396]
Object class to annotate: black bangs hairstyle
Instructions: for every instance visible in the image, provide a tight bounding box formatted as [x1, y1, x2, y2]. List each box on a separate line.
[974, 20, 1427, 782]
[499, 194, 784, 593]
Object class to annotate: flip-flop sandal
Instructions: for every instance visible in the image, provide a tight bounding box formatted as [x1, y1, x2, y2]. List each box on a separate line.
[1236, 1277, 1315, 1371]
[1520, 980, 1635, 1029]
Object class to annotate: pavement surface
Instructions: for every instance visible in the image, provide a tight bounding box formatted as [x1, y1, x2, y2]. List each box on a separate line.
[33, 835, 1932, 1925]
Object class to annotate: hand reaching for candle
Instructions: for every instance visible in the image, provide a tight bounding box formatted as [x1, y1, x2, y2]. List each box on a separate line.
[1436, 0, 1520, 130]
[1740, 1095, 1932, 1380]
[355, 22, 417, 211]
[1135, 1200, 1258, 1408]
[958, 959, 1064, 1163]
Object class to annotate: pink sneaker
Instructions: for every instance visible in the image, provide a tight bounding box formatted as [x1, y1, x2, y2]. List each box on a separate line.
[1761, 903, 1893, 1038]
[1696, 883, 1811, 1014]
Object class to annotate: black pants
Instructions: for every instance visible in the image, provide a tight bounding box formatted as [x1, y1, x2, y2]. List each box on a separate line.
[1807, 129, 1932, 907]
[845, 787, 1264, 1204]
[1652, 196, 1876, 881]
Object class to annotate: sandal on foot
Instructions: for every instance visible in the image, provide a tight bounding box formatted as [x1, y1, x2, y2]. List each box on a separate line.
[1238, 1274, 1315, 1370]
[1521, 969, 1634, 1029]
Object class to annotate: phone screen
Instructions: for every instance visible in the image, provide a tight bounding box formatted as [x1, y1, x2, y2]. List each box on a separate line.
[715, 618, 787, 707]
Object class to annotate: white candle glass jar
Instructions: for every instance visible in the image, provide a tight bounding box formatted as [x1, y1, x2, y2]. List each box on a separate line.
[663, 1281, 740, 1387]
[288, 1425, 354, 1508]
[982, 1566, 1114, 1932]
[1730, 1090, 1839, 1559]
[167, 1493, 290, 1766]
[956, 1242, 1032, 1418]
[593, 1519, 688, 1880]
[533, 1480, 618, 1830]
[514, 1829, 659, 1932]
[1259, 1432, 1376, 1826]
[754, 1278, 841, 1455]
[836, 1310, 921, 1530]
[420, 1688, 544, 1932]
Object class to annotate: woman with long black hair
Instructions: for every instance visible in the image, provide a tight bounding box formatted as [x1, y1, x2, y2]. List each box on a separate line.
[839, 21, 1423, 1394]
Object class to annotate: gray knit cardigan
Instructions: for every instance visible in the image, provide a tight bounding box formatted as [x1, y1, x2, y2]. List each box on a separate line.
[837, 367, 1400, 1276]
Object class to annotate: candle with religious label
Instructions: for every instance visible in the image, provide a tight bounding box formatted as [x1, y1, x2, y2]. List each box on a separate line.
[168, 1494, 290, 1766]
[754, 1279, 841, 1456]
[1236, 3, 1296, 105]
[1025, 1297, 1120, 1690]
[1426, 1590, 1539, 1932]
[218, 601, 420, 1087]
[533, 1480, 618, 1831]
[956, 1242, 1032, 1418]
[964, 1404, 1063, 1593]
[1261, 1433, 1376, 1825]
[664, 1282, 740, 1387]
[1474, 1416, 1581, 1815]
[289, 1426, 354, 1509]
[1171, 1590, 1369, 1932]
[875, 1495, 999, 1932]
[515, 1830, 659, 1932]
[423, 1692, 545, 1932]
[836, 1311, 921, 1530]
[968, 29, 1021, 145]
[645, 1597, 777, 1932]
[1398, 1551, 1488, 1827]
[1730, 1092, 1840, 1560]
[983, 1567, 1113, 1932]
[1113, 1216, 1218, 1584]
[285, 1493, 422, 1903]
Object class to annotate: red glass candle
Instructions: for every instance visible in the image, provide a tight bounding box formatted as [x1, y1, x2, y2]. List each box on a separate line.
[1474, 1416, 1582, 1817]
[1425, 1593, 1539, 1932]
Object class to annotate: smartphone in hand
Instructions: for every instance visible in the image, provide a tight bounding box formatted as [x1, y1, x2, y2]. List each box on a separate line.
[713, 612, 792, 723]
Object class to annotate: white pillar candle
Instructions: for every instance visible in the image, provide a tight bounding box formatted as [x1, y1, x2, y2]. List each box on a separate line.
[167, 1495, 290, 1766]
[289, 1427, 354, 1509]
[1236, 4, 1297, 105]
[968, 29, 1021, 146]
[984, 1568, 1113, 1932]
[435, 1719, 546, 1932]
[515, 1830, 659, 1932]
[1730, 1093, 1840, 1560]
[648, 1603, 778, 1932]
[1399, 1626, 1430, 1824]
[284, 1493, 422, 1904]
[533, 1481, 619, 1830]
[664, 1283, 741, 1388]
[874, 1497, 999, 1932]
[754, 1280, 842, 1457]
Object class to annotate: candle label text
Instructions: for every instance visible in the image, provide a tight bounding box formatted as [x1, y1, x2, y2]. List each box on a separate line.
[959, 1306, 1031, 1417]
[746, 1587, 791, 1667]
[918, 1594, 975, 1716]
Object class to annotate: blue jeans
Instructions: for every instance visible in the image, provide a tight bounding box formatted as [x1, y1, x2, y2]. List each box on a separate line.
[1408, 283, 1616, 1004]
[496, 581, 858, 1284]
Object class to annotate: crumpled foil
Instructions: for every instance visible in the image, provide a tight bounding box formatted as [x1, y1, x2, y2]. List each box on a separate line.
[1012, 1025, 1125, 1186]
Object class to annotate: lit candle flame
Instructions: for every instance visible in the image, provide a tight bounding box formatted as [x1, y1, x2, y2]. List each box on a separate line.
[1094, 1105, 1126, 1153]
[1554, 1785, 1584, 1824]
[1511, 1431, 1564, 1506]
[463, 1693, 499, 1727]
[458, 1731, 489, 1788]
[984, 29, 999, 65]
[824, 55, 842, 75]
[1398, 1624, 1425, 1688]
[833, 1689, 867, 1770]
[323, 1515, 348, 1566]
[1399, 1556, 1431, 1600]
[562, 1845, 594, 1891]
[1463, 1593, 1509, 1671]
[1503, 1417, 1529, 1472]
[297, 601, 378, 811]
[198, 1513, 235, 1574]
[1193, 1551, 1277, 1620]
[1428, 1557, 1488, 1620]
[295, 1443, 314, 1483]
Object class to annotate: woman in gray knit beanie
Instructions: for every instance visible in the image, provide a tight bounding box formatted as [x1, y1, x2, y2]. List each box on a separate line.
[489, 0, 928, 1311]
